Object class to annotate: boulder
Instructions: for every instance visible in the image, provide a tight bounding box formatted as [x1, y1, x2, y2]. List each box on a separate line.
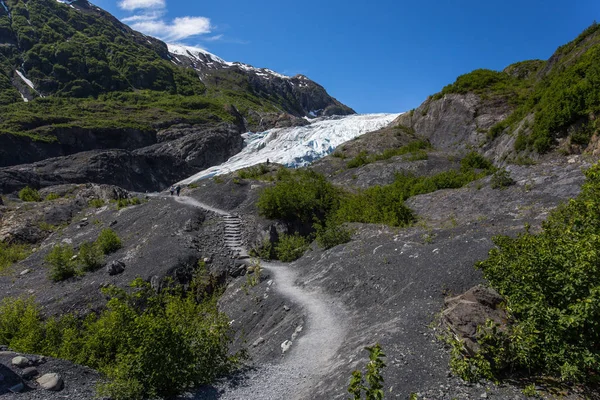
[441, 285, 508, 354]
[36, 373, 64, 391]
[106, 260, 125, 276]
[11, 356, 29, 368]
[21, 367, 39, 379]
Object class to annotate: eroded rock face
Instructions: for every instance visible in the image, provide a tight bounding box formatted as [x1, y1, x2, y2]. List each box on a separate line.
[441, 285, 508, 354]
[393, 93, 515, 162]
[0, 123, 245, 194]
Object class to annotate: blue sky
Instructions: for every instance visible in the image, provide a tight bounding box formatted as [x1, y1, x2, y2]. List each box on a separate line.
[93, 0, 599, 114]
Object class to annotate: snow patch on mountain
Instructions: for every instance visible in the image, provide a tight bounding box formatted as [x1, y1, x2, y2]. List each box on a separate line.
[179, 113, 401, 184]
[167, 43, 290, 79]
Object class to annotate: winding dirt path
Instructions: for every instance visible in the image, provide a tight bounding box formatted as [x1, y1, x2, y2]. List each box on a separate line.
[172, 195, 348, 400]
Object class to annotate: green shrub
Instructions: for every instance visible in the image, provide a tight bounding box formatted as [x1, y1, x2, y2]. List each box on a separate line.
[460, 151, 494, 172]
[346, 140, 431, 168]
[89, 198, 105, 208]
[315, 220, 353, 250]
[46, 244, 77, 281]
[45, 193, 60, 201]
[237, 164, 270, 180]
[347, 151, 370, 168]
[336, 184, 415, 227]
[275, 234, 310, 262]
[451, 162, 600, 383]
[348, 344, 387, 400]
[18, 186, 41, 202]
[0, 242, 31, 273]
[116, 197, 142, 209]
[78, 242, 104, 272]
[96, 229, 122, 254]
[490, 168, 514, 189]
[257, 169, 340, 225]
[0, 277, 237, 399]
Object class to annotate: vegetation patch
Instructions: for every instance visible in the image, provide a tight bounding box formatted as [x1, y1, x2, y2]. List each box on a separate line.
[45, 243, 77, 282]
[0, 242, 31, 273]
[96, 228, 122, 255]
[448, 162, 600, 384]
[237, 164, 272, 180]
[0, 276, 237, 400]
[274, 233, 310, 262]
[116, 197, 142, 210]
[18, 186, 41, 202]
[346, 139, 431, 169]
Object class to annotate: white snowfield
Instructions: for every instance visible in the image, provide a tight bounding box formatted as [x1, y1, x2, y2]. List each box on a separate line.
[179, 113, 401, 184]
[167, 43, 291, 80]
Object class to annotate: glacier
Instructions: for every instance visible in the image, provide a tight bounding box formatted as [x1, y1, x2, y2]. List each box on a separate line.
[179, 113, 401, 184]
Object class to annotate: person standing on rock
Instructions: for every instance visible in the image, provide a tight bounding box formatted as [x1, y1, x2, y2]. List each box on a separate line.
[170, 186, 175, 196]
[176, 185, 181, 196]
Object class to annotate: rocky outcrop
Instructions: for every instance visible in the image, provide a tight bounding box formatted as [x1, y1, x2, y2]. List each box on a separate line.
[0, 127, 157, 168]
[393, 93, 515, 162]
[0, 184, 130, 245]
[441, 285, 508, 354]
[0, 124, 244, 194]
[139, 123, 243, 168]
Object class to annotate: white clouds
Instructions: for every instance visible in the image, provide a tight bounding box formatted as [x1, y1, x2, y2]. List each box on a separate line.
[131, 16, 212, 41]
[118, 0, 215, 42]
[118, 0, 165, 11]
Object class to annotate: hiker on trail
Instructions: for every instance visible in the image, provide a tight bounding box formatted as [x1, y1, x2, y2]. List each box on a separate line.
[266, 158, 270, 165]
[176, 185, 181, 196]
[170, 186, 175, 196]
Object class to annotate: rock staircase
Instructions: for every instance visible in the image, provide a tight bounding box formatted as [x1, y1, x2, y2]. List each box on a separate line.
[223, 214, 249, 260]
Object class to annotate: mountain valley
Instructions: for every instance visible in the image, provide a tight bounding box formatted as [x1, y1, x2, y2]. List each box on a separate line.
[0, 1, 600, 399]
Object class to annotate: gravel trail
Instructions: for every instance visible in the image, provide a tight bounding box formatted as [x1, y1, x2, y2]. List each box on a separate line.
[173, 196, 348, 400]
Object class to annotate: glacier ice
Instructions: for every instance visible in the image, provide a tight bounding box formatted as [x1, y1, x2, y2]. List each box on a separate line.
[179, 113, 401, 184]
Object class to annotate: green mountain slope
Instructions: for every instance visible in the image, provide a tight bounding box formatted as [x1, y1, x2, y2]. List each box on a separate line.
[433, 23, 600, 154]
[0, 0, 352, 166]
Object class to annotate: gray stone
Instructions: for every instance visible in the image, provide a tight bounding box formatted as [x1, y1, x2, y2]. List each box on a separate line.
[106, 260, 125, 276]
[9, 382, 25, 393]
[281, 340, 292, 354]
[283, 305, 290, 311]
[252, 337, 265, 347]
[12, 356, 29, 368]
[20, 269, 31, 276]
[22, 366, 39, 379]
[37, 373, 64, 391]
[442, 285, 507, 354]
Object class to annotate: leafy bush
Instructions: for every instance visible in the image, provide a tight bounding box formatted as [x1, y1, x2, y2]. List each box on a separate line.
[257, 169, 340, 225]
[346, 140, 431, 168]
[315, 220, 353, 250]
[18, 186, 41, 202]
[237, 164, 270, 180]
[45, 244, 77, 282]
[96, 229, 122, 255]
[348, 344, 387, 400]
[347, 151, 370, 168]
[0, 242, 31, 273]
[0, 276, 236, 400]
[490, 168, 514, 189]
[44, 193, 60, 201]
[89, 198, 105, 208]
[451, 162, 600, 383]
[116, 197, 142, 209]
[460, 151, 494, 172]
[78, 242, 104, 272]
[275, 233, 310, 262]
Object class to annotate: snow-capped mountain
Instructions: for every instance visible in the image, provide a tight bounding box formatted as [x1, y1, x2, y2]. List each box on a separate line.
[167, 44, 354, 118]
[179, 113, 401, 184]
